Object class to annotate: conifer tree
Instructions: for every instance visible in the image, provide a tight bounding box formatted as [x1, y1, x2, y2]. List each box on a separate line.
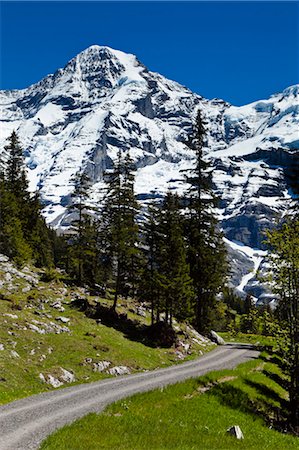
[184, 111, 227, 332]
[157, 192, 194, 325]
[100, 150, 140, 310]
[25, 193, 54, 267]
[0, 184, 31, 265]
[142, 193, 194, 326]
[4, 131, 29, 202]
[1, 131, 54, 267]
[67, 171, 96, 283]
[141, 201, 163, 324]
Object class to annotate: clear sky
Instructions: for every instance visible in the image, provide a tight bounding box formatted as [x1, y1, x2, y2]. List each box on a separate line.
[0, 1, 298, 105]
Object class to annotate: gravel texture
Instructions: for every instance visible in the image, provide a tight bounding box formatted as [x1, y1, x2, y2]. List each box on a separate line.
[0, 343, 259, 450]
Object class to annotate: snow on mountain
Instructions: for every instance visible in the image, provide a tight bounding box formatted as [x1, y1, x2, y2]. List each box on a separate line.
[1, 45, 298, 299]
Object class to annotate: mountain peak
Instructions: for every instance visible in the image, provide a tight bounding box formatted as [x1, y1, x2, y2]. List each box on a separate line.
[60, 45, 144, 91]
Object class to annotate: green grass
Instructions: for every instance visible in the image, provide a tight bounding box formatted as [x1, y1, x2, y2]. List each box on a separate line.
[0, 267, 213, 404]
[219, 332, 277, 348]
[40, 355, 298, 450]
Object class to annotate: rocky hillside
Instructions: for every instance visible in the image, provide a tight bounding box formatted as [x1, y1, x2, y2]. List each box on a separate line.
[0, 45, 298, 300]
[0, 254, 213, 404]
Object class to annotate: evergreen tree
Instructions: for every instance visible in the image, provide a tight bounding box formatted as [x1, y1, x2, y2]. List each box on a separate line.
[0, 184, 31, 265]
[184, 111, 227, 332]
[0, 131, 55, 267]
[157, 192, 194, 325]
[4, 131, 29, 202]
[25, 193, 54, 267]
[141, 193, 194, 326]
[100, 150, 140, 310]
[67, 171, 97, 284]
[140, 201, 162, 324]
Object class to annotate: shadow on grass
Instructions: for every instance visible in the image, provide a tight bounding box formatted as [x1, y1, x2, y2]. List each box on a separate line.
[71, 299, 176, 349]
[224, 342, 257, 351]
[262, 369, 289, 391]
[207, 378, 288, 430]
[245, 379, 288, 411]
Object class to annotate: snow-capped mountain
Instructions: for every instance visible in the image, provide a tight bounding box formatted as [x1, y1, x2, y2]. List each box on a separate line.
[1, 45, 298, 299]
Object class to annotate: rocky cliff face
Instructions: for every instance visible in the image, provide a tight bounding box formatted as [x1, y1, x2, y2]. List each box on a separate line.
[1, 45, 298, 299]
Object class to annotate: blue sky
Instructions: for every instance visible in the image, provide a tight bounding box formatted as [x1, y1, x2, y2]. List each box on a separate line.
[1, 1, 298, 105]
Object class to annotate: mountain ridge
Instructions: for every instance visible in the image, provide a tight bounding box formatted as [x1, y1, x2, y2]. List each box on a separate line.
[1, 45, 298, 300]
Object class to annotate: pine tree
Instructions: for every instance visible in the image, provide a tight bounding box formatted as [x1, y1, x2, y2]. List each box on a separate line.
[184, 111, 227, 333]
[4, 131, 29, 202]
[100, 150, 140, 310]
[0, 183, 32, 265]
[158, 192, 194, 325]
[141, 200, 163, 324]
[0, 131, 55, 267]
[25, 193, 54, 267]
[141, 193, 194, 326]
[67, 171, 96, 284]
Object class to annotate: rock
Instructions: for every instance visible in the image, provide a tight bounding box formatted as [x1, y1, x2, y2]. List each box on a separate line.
[93, 361, 111, 372]
[39, 368, 75, 388]
[56, 316, 70, 324]
[4, 273, 12, 282]
[48, 375, 63, 388]
[108, 366, 130, 376]
[50, 301, 65, 312]
[177, 340, 190, 352]
[28, 323, 45, 334]
[84, 357, 93, 364]
[0, 254, 9, 263]
[39, 373, 63, 388]
[227, 425, 244, 439]
[209, 330, 225, 345]
[185, 325, 210, 344]
[28, 319, 70, 334]
[136, 306, 146, 317]
[3, 313, 18, 319]
[22, 285, 31, 293]
[175, 350, 185, 360]
[60, 368, 75, 383]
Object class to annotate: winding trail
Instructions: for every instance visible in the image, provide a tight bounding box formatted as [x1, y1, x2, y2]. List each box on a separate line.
[0, 343, 259, 450]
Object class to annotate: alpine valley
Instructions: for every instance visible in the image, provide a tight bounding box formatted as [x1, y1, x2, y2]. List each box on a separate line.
[1, 45, 298, 301]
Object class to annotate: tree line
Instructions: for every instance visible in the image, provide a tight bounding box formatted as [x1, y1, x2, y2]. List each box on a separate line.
[0, 114, 227, 335]
[0, 131, 56, 267]
[64, 112, 227, 333]
[0, 113, 298, 430]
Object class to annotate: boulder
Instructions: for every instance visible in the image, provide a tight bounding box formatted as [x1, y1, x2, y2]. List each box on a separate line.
[60, 368, 75, 383]
[93, 361, 111, 372]
[108, 366, 130, 376]
[56, 316, 70, 324]
[209, 330, 225, 345]
[227, 425, 244, 439]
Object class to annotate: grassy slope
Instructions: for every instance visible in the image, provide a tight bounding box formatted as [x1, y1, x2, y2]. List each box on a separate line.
[218, 332, 277, 347]
[41, 355, 298, 450]
[0, 265, 213, 405]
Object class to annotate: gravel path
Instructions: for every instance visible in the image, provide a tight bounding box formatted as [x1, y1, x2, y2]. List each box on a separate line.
[0, 343, 259, 450]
